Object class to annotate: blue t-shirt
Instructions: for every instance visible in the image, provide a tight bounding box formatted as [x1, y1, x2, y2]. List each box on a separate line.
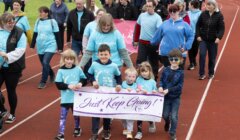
[136, 76, 157, 93]
[88, 61, 121, 87]
[122, 81, 137, 90]
[87, 30, 126, 67]
[83, 20, 97, 38]
[33, 19, 59, 54]
[15, 16, 31, 32]
[55, 66, 86, 104]
[77, 11, 83, 32]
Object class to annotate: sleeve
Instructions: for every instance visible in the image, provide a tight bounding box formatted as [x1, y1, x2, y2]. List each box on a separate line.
[116, 30, 126, 49]
[150, 26, 162, 46]
[55, 82, 69, 90]
[118, 48, 133, 68]
[156, 15, 163, 28]
[183, 15, 191, 25]
[52, 19, 59, 32]
[64, 6, 69, 23]
[216, 12, 225, 40]
[67, 14, 72, 42]
[54, 32, 62, 50]
[7, 33, 27, 64]
[133, 23, 141, 43]
[79, 50, 93, 67]
[196, 13, 203, 38]
[168, 72, 184, 97]
[88, 64, 96, 82]
[184, 24, 194, 50]
[30, 32, 38, 49]
[82, 35, 89, 54]
[114, 66, 122, 85]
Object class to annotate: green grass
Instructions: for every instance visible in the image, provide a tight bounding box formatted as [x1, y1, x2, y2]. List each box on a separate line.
[0, 0, 102, 28]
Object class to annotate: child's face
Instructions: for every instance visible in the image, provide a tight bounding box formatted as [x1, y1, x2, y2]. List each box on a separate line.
[169, 57, 181, 67]
[98, 50, 111, 64]
[126, 73, 137, 84]
[141, 70, 150, 79]
[64, 57, 74, 68]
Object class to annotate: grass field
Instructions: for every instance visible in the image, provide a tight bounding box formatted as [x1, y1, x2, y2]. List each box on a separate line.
[0, 0, 102, 28]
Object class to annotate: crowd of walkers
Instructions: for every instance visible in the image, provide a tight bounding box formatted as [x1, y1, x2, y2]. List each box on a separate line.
[0, 0, 225, 140]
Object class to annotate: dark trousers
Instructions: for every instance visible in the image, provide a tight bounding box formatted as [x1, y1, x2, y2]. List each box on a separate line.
[58, 24, 65, 51]
[188, 36, 199, 66]
[92, 117, 111, 134]
[38, 52, 55, 83]
[0, 69, 21, 115]
[199, 41, 218, 76]
[136, 42, 159, 79]
[4, 2, 13, 12]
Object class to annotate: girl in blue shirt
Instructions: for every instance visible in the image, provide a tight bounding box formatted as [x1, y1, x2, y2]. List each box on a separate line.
[55, 49, 86, 140]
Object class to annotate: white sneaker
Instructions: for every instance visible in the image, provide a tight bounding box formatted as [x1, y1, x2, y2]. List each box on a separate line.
[134, 132, 142, 140]
[149, 122, 156, 133]
[122, 129, 128, 135]
[5, 114, 16, 124]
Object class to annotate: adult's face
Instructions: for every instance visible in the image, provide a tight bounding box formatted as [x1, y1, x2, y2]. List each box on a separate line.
[120, 0, 127, 6]
[101, 23, 111, 33]
[75, 0, 84, 11]
[55, 0, 62, 6]
[146, 2, 155, 15]
[13, 2, 21, 12]
[206, 2, 215, 13]
[3, 20, 15, 31]
[169, 9, 180, 20]
[39, 11, 48, 19]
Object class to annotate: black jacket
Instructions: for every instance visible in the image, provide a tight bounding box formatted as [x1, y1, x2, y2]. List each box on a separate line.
[196, 10, 225, 42]
[104, 3, 118, 19]
[67, 8, 94, 42]
[116, 2, 137, 20]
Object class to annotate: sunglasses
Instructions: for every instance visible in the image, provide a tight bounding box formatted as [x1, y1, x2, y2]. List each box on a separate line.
[169, 57, 180, 62]
[169, 9, 178, 13]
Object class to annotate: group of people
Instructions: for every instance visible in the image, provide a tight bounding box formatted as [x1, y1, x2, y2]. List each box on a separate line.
[0, 0, 225, 140]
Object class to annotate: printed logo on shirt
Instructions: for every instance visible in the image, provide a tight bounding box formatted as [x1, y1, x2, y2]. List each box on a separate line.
[177, 26, 184, 30]
[10, 37, 17, 44]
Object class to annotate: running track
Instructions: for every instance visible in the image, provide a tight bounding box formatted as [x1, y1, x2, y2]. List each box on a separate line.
[0, 0, 240, 139]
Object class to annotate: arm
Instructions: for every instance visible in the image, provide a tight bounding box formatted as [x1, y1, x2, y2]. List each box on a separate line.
[55, 82, 69, 90]
[216, 12, 225, 40]
[30, 32, 37, 49]
[133, 23, 141, 43]
[66, 15, 72, 42]
[118, 49, 133, 68]
[54, 32, 62, 50]
[79, 50, 93, 68]
[150, 26, 162, 46]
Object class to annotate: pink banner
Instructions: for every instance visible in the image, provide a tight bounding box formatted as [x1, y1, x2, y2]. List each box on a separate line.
[114, 19, 137, 53]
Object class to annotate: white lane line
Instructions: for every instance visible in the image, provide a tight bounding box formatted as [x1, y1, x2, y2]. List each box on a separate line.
[185, 5, 239, 140]
[0, 98, 60, 137]
[26, 53, 38, 59]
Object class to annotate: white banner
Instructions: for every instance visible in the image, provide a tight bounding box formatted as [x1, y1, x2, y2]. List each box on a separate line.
[73, 87, 164, 122]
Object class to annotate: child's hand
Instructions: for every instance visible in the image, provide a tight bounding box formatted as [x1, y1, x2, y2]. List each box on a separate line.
[136, 89, 141, 93]
[162, 89, 169, 95]
[115, 85, 121, 92]
[152, 90, 157, 94]
[142, 90, 148, 94]
[68, 84, 76, 90]
[158, 87, 164, 93]
[93, 81, 99, 89]
[127, 88, 132, 92]
[75, 83, 83, 89]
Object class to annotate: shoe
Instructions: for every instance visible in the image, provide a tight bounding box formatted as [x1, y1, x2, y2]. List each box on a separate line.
[187, 64, 195, 70]
[126, 132, 133, 139]
[55, 133, 64, 140]
[122, 129, 128, 135]
[89, 134, 98, 140]
[73, 128, 82, 137]
[134, 132, 143, 140]
[164, 120, 170, 132]
[38, 82, 46, 89]
[5, 114, 16, 124]
[199, 75, 206, 80]
[208, 74, 214, 79]
[170, 133, 177, 140]
[49, 73, 55, 83]
[0, 110, 8, 118]
[148, 122, 156, 133]
[102, 130, 111, 140]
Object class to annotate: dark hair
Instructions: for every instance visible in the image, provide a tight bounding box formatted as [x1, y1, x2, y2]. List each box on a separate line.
[190, 0, 200, 9]
[168, 49, 182, 58]
[98, 44, 111, 53]
[12, 0, 22, 6]
[38, 6, 51, 18]
[146, 0, 156, 7]
[168, 4, 180, 12]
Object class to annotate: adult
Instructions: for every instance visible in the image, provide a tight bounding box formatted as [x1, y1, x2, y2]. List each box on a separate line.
[187, 0, 201, 70]
[133, 0, 162, 80]
[66, 0, 94, 56]
[154, 0, 168, 21]
[0, 12, 27, 123]
[86, 0, 96, 14]
[196, 0, 225, 80]
[199, 0, 205, 10]
[3, 0, 13, 12]
[12, 0, 32, 45]
[151, 4, 194, 69]
[103, 0, 118, 19]
[79, 13, 133, 69]
[20, 0, 25, 11]
[50, 0, 69, 53]
[30, 6, 61, 89]
[132, 0, 146, 16]
[116, 0, 138, 20]
[174, 0, 190, 25]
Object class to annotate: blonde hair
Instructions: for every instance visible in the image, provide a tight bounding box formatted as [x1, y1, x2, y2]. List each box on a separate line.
[1, 12, 15, 25]
[125, 67, 138, 77]
[138, 61, 154, 79]
[59, 49, 78, 67]
[97, 13, 115, 33]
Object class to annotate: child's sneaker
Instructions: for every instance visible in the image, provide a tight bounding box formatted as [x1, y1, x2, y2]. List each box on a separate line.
[89, 134, 98, 140]
[134, 132, 143, 140]
[38, 82, 46, 89]
[170, 133, 177, 140]
[102, 130, 111, 140]
[73, 128, 82, 137]
[0, 110, 8, 118]
[55, 133, 64, 140]
[148, 122, 156, 133]
[126, 132, 133, 139]
[5, 114, 16, 124]
[122, 129, 128, 135]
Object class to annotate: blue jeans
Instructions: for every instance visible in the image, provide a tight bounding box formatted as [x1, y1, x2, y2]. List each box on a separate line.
[199, 41, 218, 76]
[163, 98, 180, 135]
[71, 39, 82, 56]
[38, 52, 55, 83]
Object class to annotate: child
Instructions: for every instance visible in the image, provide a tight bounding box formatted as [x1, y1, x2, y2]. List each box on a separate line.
[158, 49, 184, 140]
[121, 67, 138, 139]
[135, 61, 157, 140]
[88, 44, 122, 140]
[54, 49, 87, 140]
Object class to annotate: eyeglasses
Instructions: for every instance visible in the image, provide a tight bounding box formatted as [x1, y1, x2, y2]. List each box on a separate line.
[169, 9, 178, 13]
[169, 57, 180, 62]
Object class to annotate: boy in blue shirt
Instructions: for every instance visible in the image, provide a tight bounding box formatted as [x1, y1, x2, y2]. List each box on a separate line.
[158, 49, 184, 140]
[88, 44, 122, 140]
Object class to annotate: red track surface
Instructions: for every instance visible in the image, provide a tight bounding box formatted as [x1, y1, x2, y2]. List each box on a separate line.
[0, 0, 239, 139]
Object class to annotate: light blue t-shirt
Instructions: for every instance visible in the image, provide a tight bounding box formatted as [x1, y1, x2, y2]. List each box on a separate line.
[55, 66, 86, 104]
[87, 30, 126, 67]
[15, 16, 31, 32]
[137, 12, 162, 41]
[136, 76, 157, 93]
[33, 19, 59, 54]
[122, 81, 137, 90]
[88, 61, 121, 87]
[83, 20, 97, 38]
[77, 11, 83, 32]
[0, 29, 27, 67]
